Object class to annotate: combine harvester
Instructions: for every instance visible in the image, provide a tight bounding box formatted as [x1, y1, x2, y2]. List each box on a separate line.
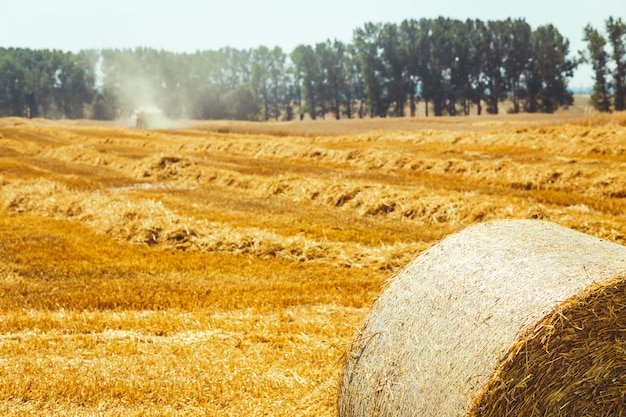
[128, 106, 179, 130]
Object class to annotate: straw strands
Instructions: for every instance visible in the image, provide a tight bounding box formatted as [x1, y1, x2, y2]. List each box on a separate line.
[0, 177, 419, 268]
[338, 220, 626, 416]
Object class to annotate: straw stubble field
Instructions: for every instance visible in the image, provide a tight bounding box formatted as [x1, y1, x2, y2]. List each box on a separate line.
[0, 109, 625, 416]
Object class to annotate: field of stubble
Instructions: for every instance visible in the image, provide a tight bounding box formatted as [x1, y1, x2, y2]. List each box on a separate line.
[1, 108, 625, 416]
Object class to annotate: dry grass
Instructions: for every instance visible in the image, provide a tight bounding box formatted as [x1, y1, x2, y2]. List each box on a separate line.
[1, 108, 626, 415]
[472, 276, 626, 416]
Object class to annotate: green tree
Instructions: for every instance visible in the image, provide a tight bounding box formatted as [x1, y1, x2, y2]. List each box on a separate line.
[189, 50, 225, 119]
[222, 85, 259, 120]
[194, 84, 224, 119]
[465, 19, 488, 115]
[353, 22, 390, 117]
[27, 50, 57, 118]
[582, 24, 612, 112]
[220, 47, 252, 90]
[268, 47, 288, 120]
[416, 17, 455, 117]
[606, 17, 626, 110]
[291, 44, 322, 119]
[90, 86, 117, 120]
[345, 44, 366, 118]
[483, 20, 508, 114]
[316, 40, 349, 119]
[379, 23, 407, 116]
[249, 46, 288, 120]
[251, 46, 272, 120]
[17, 48, 43, 118]
[446, 19, 473, 115]
[399, 19, 421, 117]
[525, 25, 576, 113]
[503, 19, 532, 113]
[0, 50, 26, 116]
[284, 62, 302, 120]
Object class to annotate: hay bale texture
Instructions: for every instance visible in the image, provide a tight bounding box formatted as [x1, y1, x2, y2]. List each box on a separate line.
[339, 220, 626, 416]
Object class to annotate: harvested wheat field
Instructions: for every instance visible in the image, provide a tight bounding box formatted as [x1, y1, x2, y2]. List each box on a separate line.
[0, 108, 626, 416]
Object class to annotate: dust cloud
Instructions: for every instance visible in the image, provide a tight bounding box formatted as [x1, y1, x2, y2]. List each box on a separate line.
[109, 65, 183, 130]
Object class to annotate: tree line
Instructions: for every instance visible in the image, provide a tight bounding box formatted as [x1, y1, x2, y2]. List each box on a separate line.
[0, 48, 96, 119]
[0, 16, 603, 121]
[581, 17, 626, 112]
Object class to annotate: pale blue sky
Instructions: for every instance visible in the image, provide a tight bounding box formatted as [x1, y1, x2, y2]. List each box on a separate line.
[2, 0, 624, 87]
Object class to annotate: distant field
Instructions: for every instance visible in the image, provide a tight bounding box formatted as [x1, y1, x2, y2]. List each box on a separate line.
[1, 109, 625, 416]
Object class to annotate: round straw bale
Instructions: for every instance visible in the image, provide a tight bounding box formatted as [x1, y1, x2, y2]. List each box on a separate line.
[338, 220, 626, 417]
